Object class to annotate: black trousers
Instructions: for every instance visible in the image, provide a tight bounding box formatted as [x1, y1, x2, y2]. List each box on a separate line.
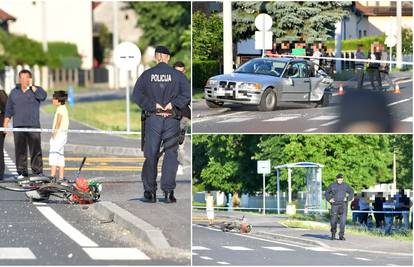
[368, 68, 382, 91]
[355, 67, 365, 89]
[0, 132, 4, 179]
[13, 129, 43, 176]
[330, 203, 347, 237]
[374, 212, 385, 228]
[142, 115, 180, 193]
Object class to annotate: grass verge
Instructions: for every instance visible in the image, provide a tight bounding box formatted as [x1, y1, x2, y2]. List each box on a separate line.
[193, 88, 204, 100]
[42, 99, 141, 138]
[282, 219, 412, 241]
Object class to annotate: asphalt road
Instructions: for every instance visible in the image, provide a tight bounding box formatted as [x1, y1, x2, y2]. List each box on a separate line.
[192, 224, 412, 266]
[192, 80, 413, 133]
[0, 139, 187, 265]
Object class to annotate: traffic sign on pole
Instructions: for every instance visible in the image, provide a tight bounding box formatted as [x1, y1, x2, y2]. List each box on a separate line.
[113, 42, 141, 132]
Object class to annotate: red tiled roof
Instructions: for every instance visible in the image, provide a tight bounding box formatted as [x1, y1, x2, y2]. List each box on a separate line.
[0, 9, 16, 21]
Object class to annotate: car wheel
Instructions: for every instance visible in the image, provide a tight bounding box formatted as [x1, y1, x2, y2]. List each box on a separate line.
[319, 93, 330, 107]
[205, 100, 224, 108]
[258, 88, 277, 111]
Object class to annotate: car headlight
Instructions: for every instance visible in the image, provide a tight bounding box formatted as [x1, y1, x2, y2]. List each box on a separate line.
[239, 82, 262, 90]
[205, 79, 219, 88]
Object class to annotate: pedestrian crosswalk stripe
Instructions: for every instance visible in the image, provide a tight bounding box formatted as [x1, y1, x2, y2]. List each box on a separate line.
[83, 248, 150, 260]
[332, 252, 347, 256]
[263, 246, 294, 251]
[217, 118, 252, 123]
[263, 116, 299, 122]
[320, 119, 339, 127]
[200, 256, 213, 260]
[306, 247, 332, 252]
[193, 246, 211, 251]
[0, 248, 36, 259]
[304, 128, 318, 132]
[309, 115, 339, 121]
[222, 246, 253, 251]
[355, 257, 372, 261]
[217, 261, 230, 265]
[401, 117, 413, 122]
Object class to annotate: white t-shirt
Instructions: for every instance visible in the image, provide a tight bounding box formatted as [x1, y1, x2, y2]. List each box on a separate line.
[53, 105, 69, 138]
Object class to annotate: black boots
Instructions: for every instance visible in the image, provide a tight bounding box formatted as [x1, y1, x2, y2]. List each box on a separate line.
[143, 191, 156, 203]
[331, 233, 335, 240]
[339, 236, 346, 241]
[164, 190, 176, 203]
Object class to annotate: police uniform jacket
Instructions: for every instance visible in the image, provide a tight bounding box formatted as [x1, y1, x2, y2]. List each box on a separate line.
[325, 182, 354, 204]
[133, 62, 190, 113]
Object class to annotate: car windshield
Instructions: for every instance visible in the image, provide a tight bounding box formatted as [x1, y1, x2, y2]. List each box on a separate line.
[234, 59, 286, 77]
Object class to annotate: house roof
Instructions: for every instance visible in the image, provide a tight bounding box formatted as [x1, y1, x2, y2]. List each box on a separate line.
[355, 1, 413, 16]
[0, 9, 16, 22]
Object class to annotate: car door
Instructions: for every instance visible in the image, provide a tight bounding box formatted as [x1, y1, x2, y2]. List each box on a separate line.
[281, 61, 312, 102]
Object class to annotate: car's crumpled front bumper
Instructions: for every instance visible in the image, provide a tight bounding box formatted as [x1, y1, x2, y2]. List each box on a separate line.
[204, 83, 262, 105]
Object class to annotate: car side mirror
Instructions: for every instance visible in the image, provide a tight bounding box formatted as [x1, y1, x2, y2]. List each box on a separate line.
[288, 77, 294, 86]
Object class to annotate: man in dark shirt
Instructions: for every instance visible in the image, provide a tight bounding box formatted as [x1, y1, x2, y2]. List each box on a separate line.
[325, 173, 354, 240]
[133, 46, 190, 204]
[355, 45, 366, 89]
[373, 192, 385, 228]
[3, 69, 47, 178]
[367, 45, 382, 91]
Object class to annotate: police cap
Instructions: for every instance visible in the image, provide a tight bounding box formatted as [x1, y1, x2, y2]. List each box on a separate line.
[155, 46, 170, 55]
[336, 173, 344, 179]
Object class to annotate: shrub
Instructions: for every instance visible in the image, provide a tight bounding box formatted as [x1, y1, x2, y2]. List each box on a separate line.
[192, 60, 221, 89]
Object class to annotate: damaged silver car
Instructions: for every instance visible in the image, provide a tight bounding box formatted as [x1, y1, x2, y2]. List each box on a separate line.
[204, 57, 334, 111]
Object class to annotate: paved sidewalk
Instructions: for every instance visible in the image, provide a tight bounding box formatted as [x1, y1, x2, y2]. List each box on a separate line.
[194, 210, 413, 255]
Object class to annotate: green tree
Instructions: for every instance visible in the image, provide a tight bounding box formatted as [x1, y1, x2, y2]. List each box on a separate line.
[193, 135, 261, 194]
[192, 11, 223, 61]
[128, 2, 191, 68]
[193, 134, 412, 196]
[232, 1, 352, 43]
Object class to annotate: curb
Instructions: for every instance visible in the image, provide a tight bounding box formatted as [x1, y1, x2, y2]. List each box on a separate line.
[254, 230, 413, 257]
[91, 201, 171, 249]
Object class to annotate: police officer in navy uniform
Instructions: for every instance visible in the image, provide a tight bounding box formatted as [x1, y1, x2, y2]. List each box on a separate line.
[133, 46, 190, 203]
[325, 173, 354, 240]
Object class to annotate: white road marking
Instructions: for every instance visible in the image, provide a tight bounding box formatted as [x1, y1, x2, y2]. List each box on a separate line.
[217, 261, 231, 265]
[355, 257, 372, 261]
[309, 115, 338, 121]
[332, 252, 347, 256]
[193, 117, 214, 124]
[200, 256, 213, 260]
[306, 247, 333, 252]
[263, 246, 294, 251]
[83, 248, 150, 260]
[320, 120, 339, 127]
[217, 118, 252, 123]
[36, 206, 99, 247]
[192, 252, 198, 256]
[263, 116, 299, 122]
[192, 246, 211, 251]
[222, 246, 253, 251]
[401, 117, 413, 122]
[0, 248, 36, 259]
[387, 97, 413, 107]
[304, 128, 318, 132]
[32, 202, 47, 206]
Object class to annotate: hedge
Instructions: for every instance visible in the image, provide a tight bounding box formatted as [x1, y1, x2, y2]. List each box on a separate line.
[192, 60, 221, 89]
[326, 35, 386, 52]
[0, 29, 81, 69]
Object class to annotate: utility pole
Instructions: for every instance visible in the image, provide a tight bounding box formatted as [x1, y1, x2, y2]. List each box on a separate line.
[113, 1, 119, 89]
[223, 0, 233, 73]
[396, 1, 402, 69]
[334, 20, 342, 73]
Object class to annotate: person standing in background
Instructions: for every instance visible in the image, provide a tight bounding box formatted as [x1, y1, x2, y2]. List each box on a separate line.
[0, 87, 7, 180]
